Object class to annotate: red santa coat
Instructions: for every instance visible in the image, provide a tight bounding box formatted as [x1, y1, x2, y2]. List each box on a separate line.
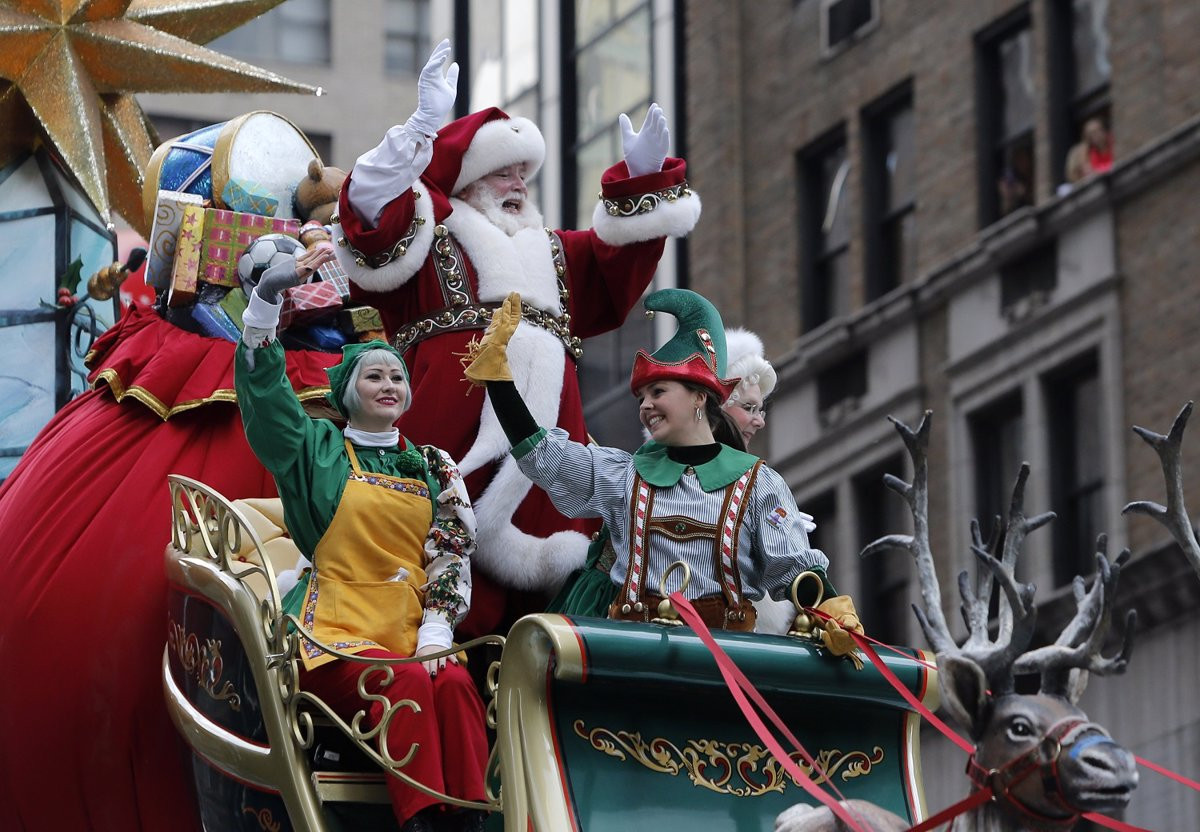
[335, 157, 701, 637]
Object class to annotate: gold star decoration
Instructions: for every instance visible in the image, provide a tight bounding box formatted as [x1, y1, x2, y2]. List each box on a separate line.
[0, 1, 320, 236]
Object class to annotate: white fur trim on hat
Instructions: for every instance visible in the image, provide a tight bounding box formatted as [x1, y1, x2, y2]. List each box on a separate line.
[453, 117, 546, 195]
[334, 186, 436, 293]
[591, 188, 702, 246]
[725, 327, 777, 399]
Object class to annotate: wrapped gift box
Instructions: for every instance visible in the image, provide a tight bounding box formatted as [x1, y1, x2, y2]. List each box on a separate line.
[316, 258, 350, 299]
[192, 301, 241, 342]
[167, 203, 206, 307]
[337, 306, 383, 335]
[147, 190, 206, 290]
[218, 286, 249, 330]
[199, 208, 299, 288]
[220, 178, 279, 217]
[280, 280, 342, 328]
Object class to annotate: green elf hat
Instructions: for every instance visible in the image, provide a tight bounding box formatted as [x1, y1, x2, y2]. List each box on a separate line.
[629, 288, 741, 402]
[325, 339, 409, 418]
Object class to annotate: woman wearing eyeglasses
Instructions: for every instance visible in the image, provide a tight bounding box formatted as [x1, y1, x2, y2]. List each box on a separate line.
[721, 329, 775, 447]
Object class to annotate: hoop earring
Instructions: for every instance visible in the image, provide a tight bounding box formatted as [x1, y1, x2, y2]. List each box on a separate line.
[695, 406, 703, 422]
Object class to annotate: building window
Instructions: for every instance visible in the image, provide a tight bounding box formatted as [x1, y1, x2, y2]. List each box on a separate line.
[385, 0, 429, 76]
[464, 0, 542, 203]
[1049, 0, 1112, 186]
[821, 0, 879, 55]
[999, 242, 1057, 323]
[1046, 355, 1104, 586]
[570, 1, 652, 227]
[800, 129, 852, 331]
[854, 456, 909, 644]
[570, 0, 654, 447]
[977, 8, 1035, 225]
[803, 490, 838, 561]
[969, 393, 1025, 544]
[863, 84, 916, 301]
[210, 0, 331, 65]
[816, 349, 866, 429]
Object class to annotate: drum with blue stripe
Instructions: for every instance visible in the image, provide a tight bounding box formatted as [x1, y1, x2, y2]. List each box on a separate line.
[143, 111, 320, 230]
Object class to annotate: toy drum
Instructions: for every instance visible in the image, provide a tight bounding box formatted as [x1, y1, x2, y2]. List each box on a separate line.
[143, 111, 319, 230]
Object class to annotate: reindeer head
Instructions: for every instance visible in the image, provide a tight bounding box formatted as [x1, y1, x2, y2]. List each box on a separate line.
[864, 413, 1139, 828]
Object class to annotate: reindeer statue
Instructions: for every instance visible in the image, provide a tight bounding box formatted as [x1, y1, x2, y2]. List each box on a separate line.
[776, 413, 1138, 832]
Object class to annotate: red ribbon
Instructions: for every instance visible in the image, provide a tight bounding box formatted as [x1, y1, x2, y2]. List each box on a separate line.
[668, 593, 869, 832]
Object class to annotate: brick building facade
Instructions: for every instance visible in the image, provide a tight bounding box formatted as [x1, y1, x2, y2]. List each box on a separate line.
[685, 1, 1200, 827]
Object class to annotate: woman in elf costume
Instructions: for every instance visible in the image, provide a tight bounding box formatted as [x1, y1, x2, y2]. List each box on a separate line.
[235, 247, 487, 832]
[465, 288, 838, 632]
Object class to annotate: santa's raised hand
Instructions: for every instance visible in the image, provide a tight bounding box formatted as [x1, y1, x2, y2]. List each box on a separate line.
[619, 103, 670, 178]
[406, 38, 459, 138]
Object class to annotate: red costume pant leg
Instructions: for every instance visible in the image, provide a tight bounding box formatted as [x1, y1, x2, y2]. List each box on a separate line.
[301, 649, 487, 825]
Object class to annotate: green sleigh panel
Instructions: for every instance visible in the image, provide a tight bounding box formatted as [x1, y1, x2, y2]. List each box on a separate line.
[494, 614, 937, 832]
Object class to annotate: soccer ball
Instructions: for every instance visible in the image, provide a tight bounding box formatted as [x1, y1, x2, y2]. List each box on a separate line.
[238, 233, 304, 290]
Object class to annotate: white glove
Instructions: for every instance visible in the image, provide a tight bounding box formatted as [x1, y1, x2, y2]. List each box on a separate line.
[405, 38, 459, 138]
[619, 103, 670, 178]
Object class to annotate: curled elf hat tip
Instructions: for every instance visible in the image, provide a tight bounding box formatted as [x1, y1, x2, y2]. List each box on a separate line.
[629, 288, 740, 403]
[325, 339, 409, 418]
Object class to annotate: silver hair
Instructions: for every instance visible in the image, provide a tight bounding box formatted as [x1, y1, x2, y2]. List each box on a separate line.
[725, 354, 776, 404]
[341, 348, 411, 418]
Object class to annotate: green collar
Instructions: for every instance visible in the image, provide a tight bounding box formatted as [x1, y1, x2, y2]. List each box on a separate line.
[632, 441, 760, 490]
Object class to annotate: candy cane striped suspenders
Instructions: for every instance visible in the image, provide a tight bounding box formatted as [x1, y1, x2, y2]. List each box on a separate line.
[617, 462, 763, 616]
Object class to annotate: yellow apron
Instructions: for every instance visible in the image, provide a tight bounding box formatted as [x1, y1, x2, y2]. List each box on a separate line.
[298, 440, 433, 670]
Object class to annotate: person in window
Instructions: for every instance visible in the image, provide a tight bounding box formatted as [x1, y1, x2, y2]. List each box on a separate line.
[1066, 117, 1114, 184]
[235, 247, 488, 832]
[463, 287, 842, 632]
[998, 143, 1034, 216]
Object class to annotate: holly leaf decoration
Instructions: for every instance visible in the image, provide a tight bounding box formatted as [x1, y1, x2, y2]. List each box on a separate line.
[59, 257, 84, 295]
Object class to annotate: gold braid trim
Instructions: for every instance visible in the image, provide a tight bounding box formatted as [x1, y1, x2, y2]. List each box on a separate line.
[91, 368, 331, 421]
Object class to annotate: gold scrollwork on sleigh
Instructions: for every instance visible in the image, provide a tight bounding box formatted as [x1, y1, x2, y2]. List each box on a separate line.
[242, 806, 282, 832]
[572, 720, 883, 797]
[167, 618, 243, 712]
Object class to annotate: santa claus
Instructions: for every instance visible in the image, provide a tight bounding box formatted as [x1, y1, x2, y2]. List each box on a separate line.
[335, 40, 702, 636]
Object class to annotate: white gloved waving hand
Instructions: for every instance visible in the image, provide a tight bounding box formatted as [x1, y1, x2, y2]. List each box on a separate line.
[405, 38, 459, 138]
[619, 103, 670, 178]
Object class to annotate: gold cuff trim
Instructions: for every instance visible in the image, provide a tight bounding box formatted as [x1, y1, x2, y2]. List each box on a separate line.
[338, 200, 427, 269]
[601, 182, 692, 218]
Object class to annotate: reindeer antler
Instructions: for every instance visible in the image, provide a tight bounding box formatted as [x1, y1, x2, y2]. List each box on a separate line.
[1124, 401, 1200, 581]
[861, 412, 957, 654]
[1014, 537, 1137, 703]
[863, 414, 1054, 696]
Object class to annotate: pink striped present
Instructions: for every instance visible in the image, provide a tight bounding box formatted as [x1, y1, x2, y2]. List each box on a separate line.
[279, 280, 343, 329]
[199, 208, 299, 287]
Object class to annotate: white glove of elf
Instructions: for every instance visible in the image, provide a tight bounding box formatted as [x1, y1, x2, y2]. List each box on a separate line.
[253, 246, 335, 304]
[619, 102, 670, 178]
[405, 38, 459, 138]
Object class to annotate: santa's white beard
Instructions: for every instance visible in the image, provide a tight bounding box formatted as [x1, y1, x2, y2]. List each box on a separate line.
[458, 188, 544, 236]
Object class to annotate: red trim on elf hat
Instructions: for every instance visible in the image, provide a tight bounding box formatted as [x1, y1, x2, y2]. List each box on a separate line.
[630, 351, 741, 403]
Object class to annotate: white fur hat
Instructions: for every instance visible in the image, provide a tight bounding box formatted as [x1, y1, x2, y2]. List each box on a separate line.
[425, 107, 546, 197]
[725, 328, 777, 399]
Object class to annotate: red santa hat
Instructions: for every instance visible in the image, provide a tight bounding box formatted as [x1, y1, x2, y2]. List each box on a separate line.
[423, 107, 546, 197]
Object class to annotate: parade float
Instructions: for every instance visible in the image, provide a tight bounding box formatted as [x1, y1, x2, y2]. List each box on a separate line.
[2, 5, 1197, 832]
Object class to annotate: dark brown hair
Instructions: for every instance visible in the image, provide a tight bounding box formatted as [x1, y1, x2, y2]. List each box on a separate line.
[684, 383, 747, 453]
